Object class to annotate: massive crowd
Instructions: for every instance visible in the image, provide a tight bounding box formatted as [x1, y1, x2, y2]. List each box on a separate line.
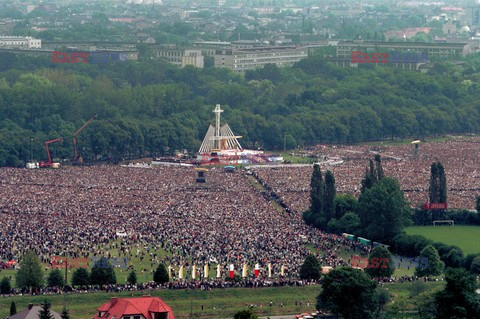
[252, 137, 480, 214]
[0, 165, 363, 286]
[2, 137, 475, 293]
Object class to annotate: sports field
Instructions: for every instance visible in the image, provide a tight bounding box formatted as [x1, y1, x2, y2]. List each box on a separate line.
[405, 225, 480, 255]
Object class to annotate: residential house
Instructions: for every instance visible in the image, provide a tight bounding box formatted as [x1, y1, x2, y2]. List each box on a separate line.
[8, 304, 62, 319]
[94, 296, 175, 319]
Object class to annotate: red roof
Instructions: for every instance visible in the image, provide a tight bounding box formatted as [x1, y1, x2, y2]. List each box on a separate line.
[94, 296, 175, 319]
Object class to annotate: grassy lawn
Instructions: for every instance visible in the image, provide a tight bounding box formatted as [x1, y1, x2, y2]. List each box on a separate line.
[0, 282, 445, 319]
[279, 152, 316, 164]
[405, 225, 480, 255]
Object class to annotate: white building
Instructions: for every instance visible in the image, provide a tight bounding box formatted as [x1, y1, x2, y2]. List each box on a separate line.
[0, 36, 41, 49]
[214, 46, 308, 72]
[154, 46, 204, 68]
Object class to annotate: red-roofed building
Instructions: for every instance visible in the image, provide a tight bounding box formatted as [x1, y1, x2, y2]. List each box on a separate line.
[94, 296, 175, 319]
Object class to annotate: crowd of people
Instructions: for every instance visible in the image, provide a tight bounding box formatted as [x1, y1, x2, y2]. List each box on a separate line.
[0, 165, 361, 287]
[252, 137, 480, 215]
[3, 137, 474, 294]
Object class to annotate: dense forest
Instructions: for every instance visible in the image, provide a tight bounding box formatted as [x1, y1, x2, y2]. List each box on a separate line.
[1, 52, 480, 166]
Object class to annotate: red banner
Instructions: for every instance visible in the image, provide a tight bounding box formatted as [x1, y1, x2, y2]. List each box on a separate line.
[423, 203, 447, 210]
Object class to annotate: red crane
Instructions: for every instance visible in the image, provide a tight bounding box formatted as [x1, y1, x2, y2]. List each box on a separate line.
[39, 138, 63, 168]
[73, 114, 96, 162]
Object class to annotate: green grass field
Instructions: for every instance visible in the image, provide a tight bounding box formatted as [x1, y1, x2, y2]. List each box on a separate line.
[279, 152, 316, 164]
[0, 282, 444, 319]
[406, 225, 480, 255]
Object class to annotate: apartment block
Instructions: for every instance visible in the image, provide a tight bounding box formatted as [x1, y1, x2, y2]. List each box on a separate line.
[0, 36, 41, 49]
[336, 40, 471, 59]
[214, 46, 308, 72]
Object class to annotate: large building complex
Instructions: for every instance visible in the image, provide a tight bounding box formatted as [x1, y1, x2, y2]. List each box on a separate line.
[336, 40, 471, 59]
[0, 36, 41, 49]
[214, 46, 308, 72]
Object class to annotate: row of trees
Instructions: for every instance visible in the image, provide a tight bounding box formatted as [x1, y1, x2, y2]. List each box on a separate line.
[0, 253, 131, 292]
[0, 251, 175, 293]
[2, 52, 480, 166]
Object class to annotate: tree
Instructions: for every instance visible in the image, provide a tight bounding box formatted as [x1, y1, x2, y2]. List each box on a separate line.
[470, 256, 480, 274]
[374, 154, 384, 180]
[429, 162, 447, 204]
[365, 246, 394, 278]
[71, 268, 90, 286]
[153, 264, 169, 284]
[234, 309, 258, 319]
[38, 301, 54, 319]
[0, 277, 11, 294]
[360, 155, 386, 185]
[304, 164, 327, 228]
[61, 307, 70, 319]
[438, 163, 447, 203]
[10, 301, 16, 316]
[334, 194, 358, 219]
[463, 253, 480, 271]
[435, 268, 480, 319]
[90, 257, 116, 285]
[443, 247, 464, 268]
[245, 63, 282, 83]
[47, 269, 65, 287]
[476, 195, 480, 212]
[323, 170, 336, 222]
[338, 212, 361, 233]
[416, 290, 437, 319]
[16, 251, 44, 290]
[310, 164, 324, 220]
[317, 267, 389, 319]
[127, 270, 137, 285]
[358, 177, 411, 243]
[299, 254, 322, 280]
[361, 159, 377, 193]
[415, 245, 444, 277]
[429, 162, 439, 203]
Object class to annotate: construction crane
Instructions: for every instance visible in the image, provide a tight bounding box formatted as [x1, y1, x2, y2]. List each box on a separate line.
[73, 114, 96, 162]
[39, 138, 63, 168]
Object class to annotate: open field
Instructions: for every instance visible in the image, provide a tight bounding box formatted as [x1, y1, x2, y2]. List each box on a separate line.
[0, 282, 444, 319]
[406, 225, 480, 254]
